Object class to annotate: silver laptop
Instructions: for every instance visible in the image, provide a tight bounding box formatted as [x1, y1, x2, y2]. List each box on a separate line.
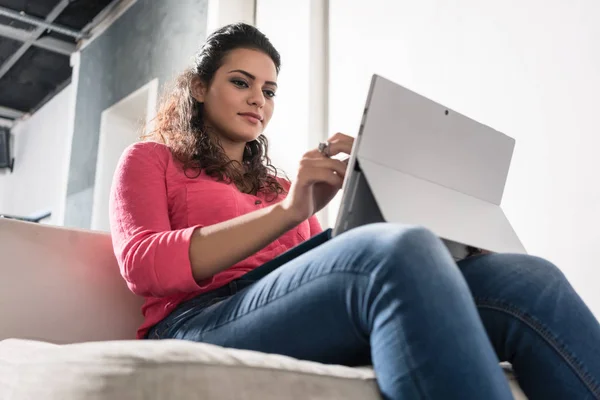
[332, 74, 526, 259]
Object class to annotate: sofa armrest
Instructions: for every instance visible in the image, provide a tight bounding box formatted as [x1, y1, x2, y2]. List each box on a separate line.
[0, 218, 143, 344]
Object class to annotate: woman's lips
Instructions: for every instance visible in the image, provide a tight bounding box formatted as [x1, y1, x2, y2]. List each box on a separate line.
[239, 113, 262, 124]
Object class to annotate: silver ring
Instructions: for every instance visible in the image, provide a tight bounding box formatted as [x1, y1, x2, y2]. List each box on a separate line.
[318, 141, 331, 157]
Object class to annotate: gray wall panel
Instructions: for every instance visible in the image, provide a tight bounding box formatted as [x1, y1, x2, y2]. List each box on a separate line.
[65, 0, 208, 228]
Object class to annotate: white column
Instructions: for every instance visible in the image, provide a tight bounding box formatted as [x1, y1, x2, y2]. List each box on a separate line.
[257, 0, 331, 226]
[56, 51, 81, 226]
[207, 0, 256, 33]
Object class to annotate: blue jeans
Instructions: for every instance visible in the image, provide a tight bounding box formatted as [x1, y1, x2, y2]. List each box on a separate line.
[148, 223, 600, 399]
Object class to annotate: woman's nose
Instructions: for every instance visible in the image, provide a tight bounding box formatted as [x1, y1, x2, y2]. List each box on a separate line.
[247, 88, 265, 107]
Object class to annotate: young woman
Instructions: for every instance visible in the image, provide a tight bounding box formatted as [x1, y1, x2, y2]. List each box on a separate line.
[109, 23, 600, 400]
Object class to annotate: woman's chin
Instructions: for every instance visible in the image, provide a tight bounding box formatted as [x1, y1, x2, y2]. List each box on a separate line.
[219, 124, 264, 143]
[235, 130, 263, 143]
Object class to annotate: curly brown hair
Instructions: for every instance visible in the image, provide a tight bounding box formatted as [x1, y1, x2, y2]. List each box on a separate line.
[141, 23, 286, 201]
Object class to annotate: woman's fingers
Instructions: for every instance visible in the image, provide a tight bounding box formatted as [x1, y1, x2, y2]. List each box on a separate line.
[305, 133, 355, 159]
[303, 166, 344, 188]
[328, 132, 355, 155]
[299, 158, 348, 179]
[329, 132, 354, 144]
[326, 140, 353, 158]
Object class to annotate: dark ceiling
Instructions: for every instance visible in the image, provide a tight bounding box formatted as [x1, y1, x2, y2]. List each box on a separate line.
[0, 0, 117, 121]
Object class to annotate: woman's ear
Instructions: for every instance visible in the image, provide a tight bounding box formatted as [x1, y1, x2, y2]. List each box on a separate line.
[191, 76, 207, 103]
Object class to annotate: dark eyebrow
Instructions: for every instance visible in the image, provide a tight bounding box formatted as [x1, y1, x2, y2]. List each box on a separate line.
[228, 69, 277, 88]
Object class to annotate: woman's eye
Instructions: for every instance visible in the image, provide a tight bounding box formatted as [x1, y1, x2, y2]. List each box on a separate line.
[232, 79, 249, 88]
[263, 90, 276, 98]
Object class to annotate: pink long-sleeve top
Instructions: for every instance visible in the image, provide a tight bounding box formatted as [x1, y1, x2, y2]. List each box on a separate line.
[109, 141, 322, 339]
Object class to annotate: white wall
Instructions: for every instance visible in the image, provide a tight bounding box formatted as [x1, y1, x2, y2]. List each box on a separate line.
[256, 0, 312, 179]
[91, 79, 158, 232]
[329, 0, 600, 316]
[256, 0, 330, 222]
[207, 0, 255, 34]
[0, 85, 72, 225]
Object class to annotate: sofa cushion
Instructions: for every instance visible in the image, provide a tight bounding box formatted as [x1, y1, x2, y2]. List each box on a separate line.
[0, 218, 143, 344]
[0, 338, 527, 399]
[0, 338, 380, 400]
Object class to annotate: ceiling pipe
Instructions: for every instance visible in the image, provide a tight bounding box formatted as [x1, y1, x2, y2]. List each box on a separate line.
[0, 5, 88, 40]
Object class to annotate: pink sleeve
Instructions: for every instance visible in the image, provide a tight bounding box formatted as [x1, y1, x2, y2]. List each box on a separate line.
[109, 142, 204, 297]
[308, 215, 324, 237]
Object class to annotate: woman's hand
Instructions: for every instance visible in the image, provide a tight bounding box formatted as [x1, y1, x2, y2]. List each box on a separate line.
[281, 132, 355, 224]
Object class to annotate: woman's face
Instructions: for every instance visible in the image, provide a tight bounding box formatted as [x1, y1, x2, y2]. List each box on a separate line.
[193, 48, 277, 144]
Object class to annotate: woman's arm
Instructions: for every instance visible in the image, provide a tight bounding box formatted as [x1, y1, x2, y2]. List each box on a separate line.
[190, 134, 352, 281]
[111, 142, 306, 294]
[111, 135, 352, 295]
[189, 203, 299, 281]
[110, 142, 206, 297]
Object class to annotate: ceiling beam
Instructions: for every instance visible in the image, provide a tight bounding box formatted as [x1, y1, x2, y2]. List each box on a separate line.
[78, 0, 137, 51]
[0, 5, 85, 40]
[0, 106, 25, 119]
[33, 36, 76, 56]
[0, 23, 27, 41]
[0, 117, 14, 128]
[0, 0, 73, 81]
[0, 23, 76, 56]
[80, 0, 126, 35]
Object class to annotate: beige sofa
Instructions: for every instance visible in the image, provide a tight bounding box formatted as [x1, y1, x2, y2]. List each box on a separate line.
[0, 217, 527, 399]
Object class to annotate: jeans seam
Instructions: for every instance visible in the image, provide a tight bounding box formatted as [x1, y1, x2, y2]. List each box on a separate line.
[192, 269, 372, 346]
[365, 268, 430, 400]
[476, 299, 600, 398]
